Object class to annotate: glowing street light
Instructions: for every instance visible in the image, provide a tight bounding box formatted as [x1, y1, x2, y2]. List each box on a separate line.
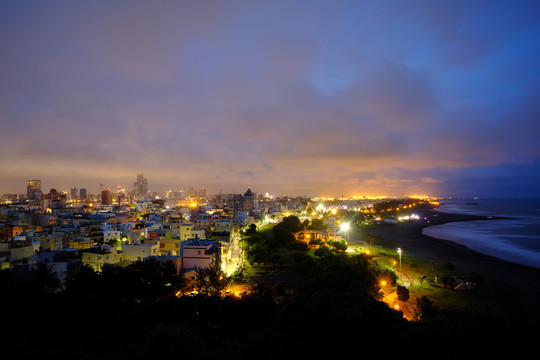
[340, 222, 350, 243]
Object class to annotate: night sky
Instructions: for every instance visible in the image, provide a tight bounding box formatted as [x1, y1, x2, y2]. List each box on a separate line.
[1, 0, 540, 198]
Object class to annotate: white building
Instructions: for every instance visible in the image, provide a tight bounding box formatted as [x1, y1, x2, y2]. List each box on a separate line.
[103, 230, 122, 243]
[180, 239, 218, 271]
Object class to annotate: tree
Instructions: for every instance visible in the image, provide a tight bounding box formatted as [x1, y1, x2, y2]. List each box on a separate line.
[30, 262, 62, 294]
[287, 241, 308, 251]
[108, 239, 120, 248]
[396, 285, 409, 302]
[309, 218, 325, 230]
[314, 246, 333, 258]
[412, 295, 437, 321]
[442, 261, 455, 272]
[370, 261, 397, 286]
[329, 240, 347, 252]
[194, 260, 231, 297]
[308, 238, 323, 246]
[245, 224, 257, 235]
[271, 216, 301, 248]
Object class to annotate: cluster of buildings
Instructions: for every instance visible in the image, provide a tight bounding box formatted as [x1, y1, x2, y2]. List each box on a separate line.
[0, 175, 319, 287]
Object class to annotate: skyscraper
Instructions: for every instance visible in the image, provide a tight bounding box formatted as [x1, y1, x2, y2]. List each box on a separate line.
[101, 188, 113, 205]
[133, 174, 148, 198]
[70, 187, 78, 200]
[26, 179, 42, 200]
[79, 188, 87, 201]
[243, 188, 255, 213]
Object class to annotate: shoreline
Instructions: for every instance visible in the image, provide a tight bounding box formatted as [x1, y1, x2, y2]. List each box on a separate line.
[357, 209, 540, 307]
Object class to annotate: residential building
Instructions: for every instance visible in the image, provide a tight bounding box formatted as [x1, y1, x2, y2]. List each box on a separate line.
[82, 245, 124, 271]
[122, 242, 160, 263]
[180, 239, 219, 271]
[42, 189, 67, 209]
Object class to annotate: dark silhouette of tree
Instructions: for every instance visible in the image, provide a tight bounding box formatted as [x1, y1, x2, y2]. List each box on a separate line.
[194, 260, 231, 297]
[287, 241, 308, 251]
[30, 262, 62, 294]
[256, 216, 299, 249]
[412, 295, 437, 321]
[245, 223, 257, 235]
[442, 261, 456, 272]
[396, 285, 410, 301]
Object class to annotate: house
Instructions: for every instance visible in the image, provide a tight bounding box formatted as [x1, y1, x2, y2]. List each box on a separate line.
[82, 245, 124, 271]
[69, 237, 94, 249]
[103, 229, 122, 243]
[122, 242, 160, 263]
[40, 235, 64, 251]
[150, 255, 182, 275]
[180, 239, 219, 271]
[179, 222, 195, 241]
[158, 238, 182, 256]
[39, 249, 82, 285]
[293, 229, 328, 246]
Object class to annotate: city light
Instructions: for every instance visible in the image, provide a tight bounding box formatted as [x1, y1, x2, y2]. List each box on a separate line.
[340, 222, 350, 242]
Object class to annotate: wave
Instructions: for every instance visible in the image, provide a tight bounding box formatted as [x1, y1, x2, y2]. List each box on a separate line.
[422, 220, 540, 269]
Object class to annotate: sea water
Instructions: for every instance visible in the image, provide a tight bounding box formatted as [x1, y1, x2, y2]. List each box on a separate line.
[421, 198, 540, 269]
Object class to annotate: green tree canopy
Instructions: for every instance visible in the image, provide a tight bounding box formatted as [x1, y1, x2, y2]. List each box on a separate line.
[194, 260, 231, 297]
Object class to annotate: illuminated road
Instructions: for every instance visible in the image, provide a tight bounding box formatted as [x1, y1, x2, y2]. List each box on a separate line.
[224, 232, 243, 276]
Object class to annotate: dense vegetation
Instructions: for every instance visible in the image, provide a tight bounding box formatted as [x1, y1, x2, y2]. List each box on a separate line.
[1, 215, 537, 358]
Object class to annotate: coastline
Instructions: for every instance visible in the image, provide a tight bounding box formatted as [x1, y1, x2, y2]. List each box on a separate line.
[358, 209, 540, 307]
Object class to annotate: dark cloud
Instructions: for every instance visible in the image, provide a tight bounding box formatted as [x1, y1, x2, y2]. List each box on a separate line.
[1, 0, 539, 197]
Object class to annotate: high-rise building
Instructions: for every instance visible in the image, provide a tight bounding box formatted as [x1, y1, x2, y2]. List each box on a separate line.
[79, 188, 87, 201]
[26, 179, 42, 199]
[243, 188, 255, 213]
[70, 187, 78, 200]
[133, 174, 148, 198]
[101, 188, 114, 205]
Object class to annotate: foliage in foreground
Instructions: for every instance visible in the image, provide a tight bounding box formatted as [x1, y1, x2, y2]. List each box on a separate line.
[1, 251, 538, 359]
[2, 213, 539, 358]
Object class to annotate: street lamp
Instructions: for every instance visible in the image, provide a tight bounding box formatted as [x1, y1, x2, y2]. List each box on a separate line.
[397, 248, 402, 283]
[340, 222, 350, 243]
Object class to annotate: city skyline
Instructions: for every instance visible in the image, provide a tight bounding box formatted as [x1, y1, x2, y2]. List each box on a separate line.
[1, 1, 540, 198]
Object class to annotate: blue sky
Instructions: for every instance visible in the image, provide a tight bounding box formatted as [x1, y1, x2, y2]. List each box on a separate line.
[1, 0, 539, 198]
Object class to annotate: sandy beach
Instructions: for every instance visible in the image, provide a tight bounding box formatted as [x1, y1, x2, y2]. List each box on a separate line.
[354, 209, 540, 307]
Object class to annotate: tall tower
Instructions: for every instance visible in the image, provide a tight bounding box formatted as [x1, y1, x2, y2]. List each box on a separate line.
[70, 187, 78, 200]
[133, 174, 148, 198]
[101, 188, 113, 205]
[243, 188, 255, 213]
[79, 188, 87, 201]
[26, 179, 42, 199]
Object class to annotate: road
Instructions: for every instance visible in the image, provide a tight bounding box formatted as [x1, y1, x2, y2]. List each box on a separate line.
[224, 232, 243, 276]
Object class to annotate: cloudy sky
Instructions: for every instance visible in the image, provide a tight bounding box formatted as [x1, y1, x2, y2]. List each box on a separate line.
[1, 0, 540, 198]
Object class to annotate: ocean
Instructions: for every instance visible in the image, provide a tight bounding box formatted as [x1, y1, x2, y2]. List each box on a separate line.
[421, 198, 540, 269]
